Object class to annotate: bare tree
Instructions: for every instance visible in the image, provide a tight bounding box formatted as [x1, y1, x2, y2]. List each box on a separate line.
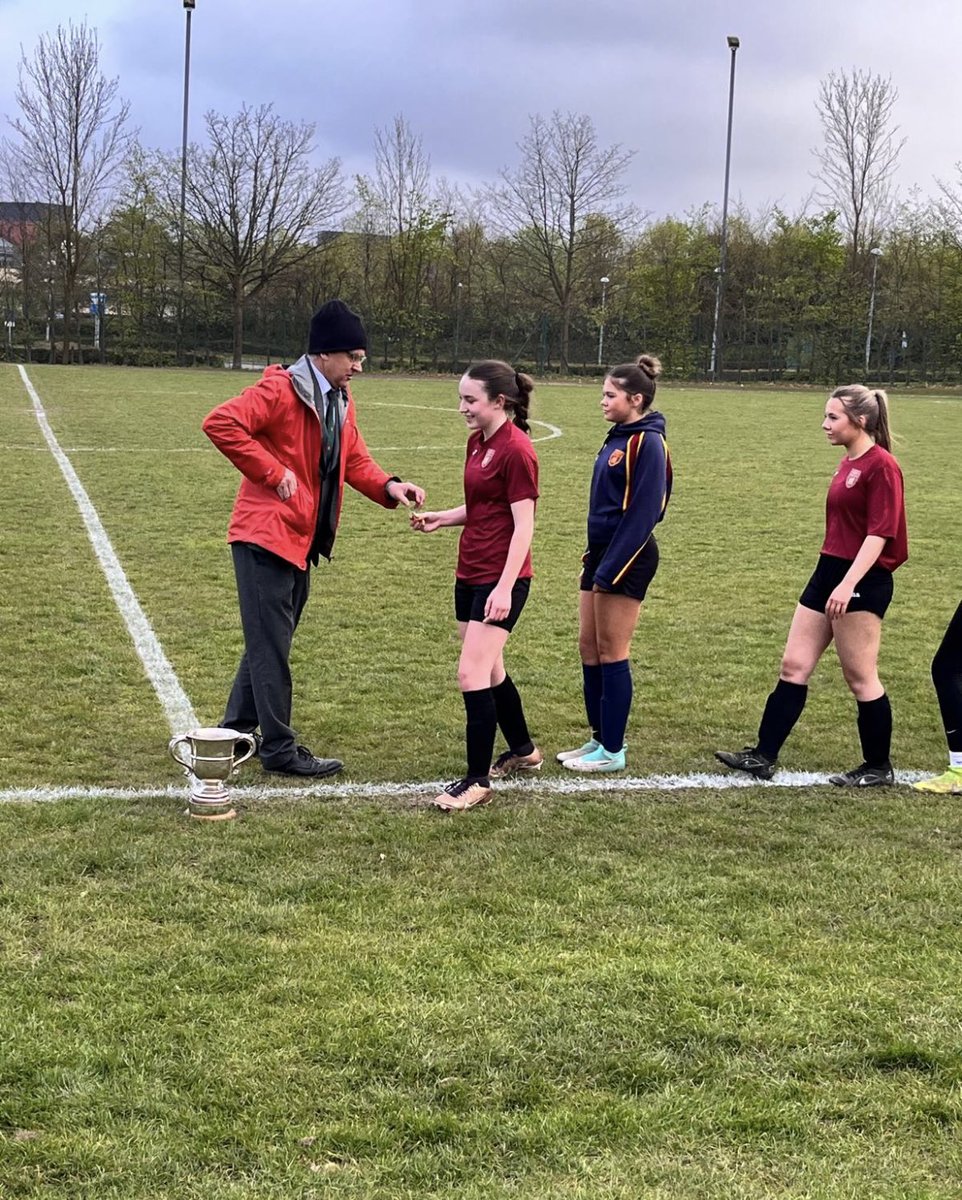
[5, 21, 133, 362]
[0, 152, 42, 357]
[813, 69, 904, 264]
[490, 112, 634, 369]
[172, 104, 342, 368]
[935, 162, 962, 248]
[354, 116, 448, 365]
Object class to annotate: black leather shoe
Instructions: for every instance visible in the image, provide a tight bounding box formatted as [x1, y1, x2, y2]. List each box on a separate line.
[264, 745, 343, 778]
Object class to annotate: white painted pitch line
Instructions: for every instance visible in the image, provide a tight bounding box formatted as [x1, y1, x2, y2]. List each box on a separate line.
[361, 403, 564, 444]
[0, 415, 563, 456]
[0, 770, 931, 805]
[0, 444, 210, 453]
[18, 365, 198, 735]
[358, 445, 465, 453]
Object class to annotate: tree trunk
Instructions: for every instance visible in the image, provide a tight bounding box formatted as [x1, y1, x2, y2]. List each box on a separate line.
[232, 281, 244, 370]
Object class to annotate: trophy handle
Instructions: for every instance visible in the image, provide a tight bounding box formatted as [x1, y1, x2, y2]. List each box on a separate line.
[168, 734, 193, 774]
[230, 732, 257, 770]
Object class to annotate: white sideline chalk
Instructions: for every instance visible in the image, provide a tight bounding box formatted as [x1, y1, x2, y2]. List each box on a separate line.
[0, 770, 929, 806]
[18, 366, 198, 735]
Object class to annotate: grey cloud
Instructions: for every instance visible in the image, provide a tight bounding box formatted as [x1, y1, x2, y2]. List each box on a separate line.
[2, 0, 961, 222]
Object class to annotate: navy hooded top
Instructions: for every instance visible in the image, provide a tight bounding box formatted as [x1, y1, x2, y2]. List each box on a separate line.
[586, 409, 672, 591]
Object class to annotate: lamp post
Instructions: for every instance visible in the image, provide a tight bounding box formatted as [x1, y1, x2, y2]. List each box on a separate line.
[176, 0, 196, 366]
[864, 246, 882, 372]
[597, 275, 609, 367]
[453, 281, 464, 369]
[708, 34, 739, 383]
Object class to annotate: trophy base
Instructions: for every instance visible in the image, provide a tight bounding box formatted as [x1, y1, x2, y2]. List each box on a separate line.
[185, 779, 238, 822]
[169, 729, 257, 824]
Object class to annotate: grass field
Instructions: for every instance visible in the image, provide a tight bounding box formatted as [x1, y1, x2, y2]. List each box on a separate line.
[1, 364, 961, 1197]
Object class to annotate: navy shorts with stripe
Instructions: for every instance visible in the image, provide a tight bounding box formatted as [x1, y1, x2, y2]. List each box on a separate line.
[580, 536, 659, 601]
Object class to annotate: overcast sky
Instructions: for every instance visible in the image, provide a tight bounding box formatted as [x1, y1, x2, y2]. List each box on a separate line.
[2, 0, 961, 223]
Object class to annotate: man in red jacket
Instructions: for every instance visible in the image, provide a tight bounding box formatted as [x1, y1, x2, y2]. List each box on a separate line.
[203, 300, 424, 776]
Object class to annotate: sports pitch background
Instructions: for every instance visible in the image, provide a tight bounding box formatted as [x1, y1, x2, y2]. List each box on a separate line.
[1, 365, 958, 794]
[2, 364, 962, 1198]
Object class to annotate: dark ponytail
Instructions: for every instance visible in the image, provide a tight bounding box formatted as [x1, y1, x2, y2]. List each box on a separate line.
[465, 360, 534, 434]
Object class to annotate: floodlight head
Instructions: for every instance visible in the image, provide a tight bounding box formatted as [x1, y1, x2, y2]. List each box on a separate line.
[600, 276, 610, 284]
[184, 0, 196, 9]
[727, 35, 740, 49]
[870, 246, 882, 257]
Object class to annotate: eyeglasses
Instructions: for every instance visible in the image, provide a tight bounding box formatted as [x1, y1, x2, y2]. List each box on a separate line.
[347, 352, 366, 365]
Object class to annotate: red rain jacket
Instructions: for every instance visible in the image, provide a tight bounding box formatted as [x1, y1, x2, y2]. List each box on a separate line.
[202, 358, 396, 570]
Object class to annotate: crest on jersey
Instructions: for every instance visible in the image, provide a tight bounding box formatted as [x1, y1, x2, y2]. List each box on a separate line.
[608, 449, 625, 467]
[481, 448, 495, 469]
[845, 468, 861, 488]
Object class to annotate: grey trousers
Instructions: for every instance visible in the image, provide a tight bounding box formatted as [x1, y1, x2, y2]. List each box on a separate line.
[222, 541, 312, 768]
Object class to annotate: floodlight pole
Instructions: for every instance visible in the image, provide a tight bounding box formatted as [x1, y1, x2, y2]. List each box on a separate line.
[597, 276, 609, 367]
[176, 0, 195, 366]
[864, 247, 882, 372]
[709, 35, 739, 384]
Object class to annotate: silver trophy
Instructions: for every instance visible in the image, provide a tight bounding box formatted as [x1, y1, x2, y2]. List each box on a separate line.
[168, 726, 257, 821]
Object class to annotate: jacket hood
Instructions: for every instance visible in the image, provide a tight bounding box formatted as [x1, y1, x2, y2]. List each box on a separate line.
[604, 409, 666, 440]
[284, 355, 315, 405]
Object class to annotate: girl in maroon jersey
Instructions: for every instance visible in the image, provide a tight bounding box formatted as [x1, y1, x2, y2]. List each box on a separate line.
[412, 361, 541, 811]
[716, 384, 907, 786]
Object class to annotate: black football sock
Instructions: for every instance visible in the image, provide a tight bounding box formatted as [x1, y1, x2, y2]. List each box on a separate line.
[857, 693, 892, 767]
[463, 688, 497, 783]
[492, 675, 533, 755]
[756, 679, 808, 761]
[932, 601, 962, 753]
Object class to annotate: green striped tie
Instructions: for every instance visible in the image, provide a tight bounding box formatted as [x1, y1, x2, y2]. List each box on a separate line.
[322, 387, 339, 475]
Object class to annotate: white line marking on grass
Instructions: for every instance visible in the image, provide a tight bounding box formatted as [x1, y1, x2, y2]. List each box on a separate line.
[18, 365, 198, 735]
[362, 401, 457, 410]
[529, 418, 562, 443]
[0, 444, 209, 453]
[362, 402, 563, 445]
[363, 445, 464, 453]
[2, 409, 566, 455]
[0, 770, 929, 806]
[65, 446, 208, 454]
[368, 421, 561, 452]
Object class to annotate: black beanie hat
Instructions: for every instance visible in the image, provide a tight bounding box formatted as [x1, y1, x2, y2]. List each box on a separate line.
[308, 299, 368, 354]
